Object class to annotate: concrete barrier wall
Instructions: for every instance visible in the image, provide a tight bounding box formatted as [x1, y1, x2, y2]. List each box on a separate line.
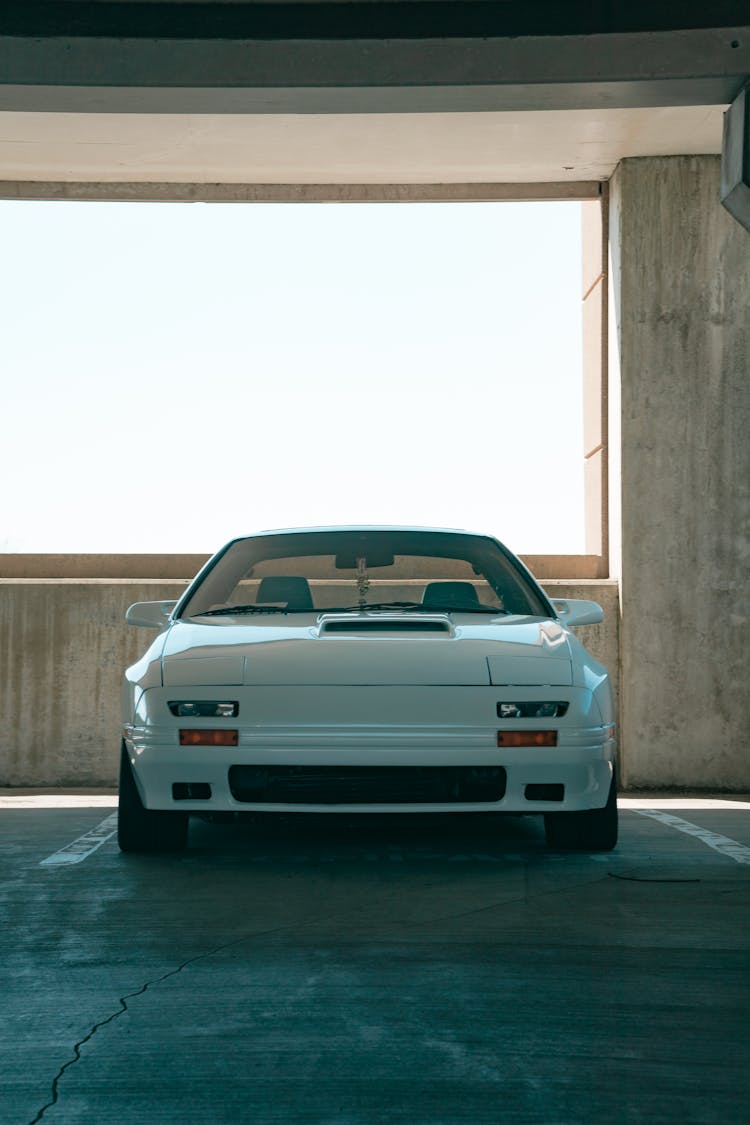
[0, 581, 189, 787]
[0, 578, 619, 787]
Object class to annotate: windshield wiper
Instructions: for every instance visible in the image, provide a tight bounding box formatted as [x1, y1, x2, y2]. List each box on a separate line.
[411, 605, 509, 615]
[333, 601, 508, 615]
[334, 601, 425, 612]
[199, 601, 510, 618]
[196, 605, 290, 617]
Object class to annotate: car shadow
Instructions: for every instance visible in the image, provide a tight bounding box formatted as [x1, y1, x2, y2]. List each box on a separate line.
[182, 809, 549, 863]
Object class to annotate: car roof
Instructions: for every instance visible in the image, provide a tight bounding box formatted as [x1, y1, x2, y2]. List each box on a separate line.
[232, 525, 495, 540]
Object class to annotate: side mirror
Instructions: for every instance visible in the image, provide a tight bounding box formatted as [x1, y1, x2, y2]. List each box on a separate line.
[552, 599, 603, 627]
[125, 600, 176, 628]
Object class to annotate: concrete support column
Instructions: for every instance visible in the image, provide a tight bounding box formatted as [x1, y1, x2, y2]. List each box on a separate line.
[609, 156, 750, 789]
[581, 196, 609, 565]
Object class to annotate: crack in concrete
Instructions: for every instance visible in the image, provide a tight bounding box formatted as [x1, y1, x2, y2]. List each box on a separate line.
[27, 869, 615, 1121]
[394, 872, 613, 929]
[27, 926, 289, 1125]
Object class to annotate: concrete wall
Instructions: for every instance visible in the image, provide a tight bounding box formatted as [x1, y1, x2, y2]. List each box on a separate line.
[0, 578, 618, 787]
[0, 581, 188, 787]
[610, 156, 750, 789]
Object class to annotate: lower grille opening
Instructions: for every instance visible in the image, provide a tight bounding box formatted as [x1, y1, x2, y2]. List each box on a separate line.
[172, 782, 212, 801]
[228, 765, 507, 804]
[525, 783, 564, 802]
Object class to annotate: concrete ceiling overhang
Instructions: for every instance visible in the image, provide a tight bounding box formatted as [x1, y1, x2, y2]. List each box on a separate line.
[0, 3, 747, 189]
[0, 106, 726, 188]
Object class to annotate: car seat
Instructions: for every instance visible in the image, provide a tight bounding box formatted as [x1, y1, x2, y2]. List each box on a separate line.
[256, 576, 314, 612]
[421, 581, 480, 609]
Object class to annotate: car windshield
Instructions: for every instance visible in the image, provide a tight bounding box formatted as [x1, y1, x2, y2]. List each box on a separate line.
[178, 530, 551, 619]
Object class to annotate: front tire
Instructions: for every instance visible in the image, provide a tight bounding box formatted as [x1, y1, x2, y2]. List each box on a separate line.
[544, 771, 618, 851]
[118, 743, 188, 853]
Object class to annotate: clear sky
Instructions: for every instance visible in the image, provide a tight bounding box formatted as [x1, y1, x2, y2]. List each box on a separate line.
[0, 199, 584, 556]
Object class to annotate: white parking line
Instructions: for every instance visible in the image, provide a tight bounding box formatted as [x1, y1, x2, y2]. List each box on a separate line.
[39, 813, 119, 866]
[0, 794, 117, 809]
[636, 809, 750, 865]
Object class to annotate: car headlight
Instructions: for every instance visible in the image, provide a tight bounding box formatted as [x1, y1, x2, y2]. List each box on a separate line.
[497, 701, 568, 719]
[168, 701, 239, 717]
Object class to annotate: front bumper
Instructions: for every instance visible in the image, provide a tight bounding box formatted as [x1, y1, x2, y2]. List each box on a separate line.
[123, 685, 615, 814]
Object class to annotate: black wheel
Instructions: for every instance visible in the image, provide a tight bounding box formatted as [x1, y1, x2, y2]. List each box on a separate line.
[544, 771, 618, 851]
[118, 743, 188, 853]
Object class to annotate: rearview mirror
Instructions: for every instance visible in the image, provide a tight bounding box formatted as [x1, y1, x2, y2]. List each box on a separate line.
[335, 551, 395, 569]
[552, 599, 603, 627]
[125, 600, 176, 628]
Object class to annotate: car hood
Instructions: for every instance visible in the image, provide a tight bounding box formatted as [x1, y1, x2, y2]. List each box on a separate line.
[161, 615, 574, 687]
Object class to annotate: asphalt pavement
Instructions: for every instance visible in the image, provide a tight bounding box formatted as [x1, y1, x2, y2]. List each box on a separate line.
[1, 795, 749, 1125]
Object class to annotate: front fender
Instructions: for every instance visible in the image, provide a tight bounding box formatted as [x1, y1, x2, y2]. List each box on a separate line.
[122, 633, 168, 724]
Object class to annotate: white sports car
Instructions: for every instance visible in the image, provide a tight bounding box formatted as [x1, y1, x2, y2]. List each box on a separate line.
[120, 527, 616, 853]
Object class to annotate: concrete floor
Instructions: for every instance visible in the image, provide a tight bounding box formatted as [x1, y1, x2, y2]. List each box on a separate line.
[1, 797, 749, 1124]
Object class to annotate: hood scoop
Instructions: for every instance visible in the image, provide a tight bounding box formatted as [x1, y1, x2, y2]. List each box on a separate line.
[318, 615, 452, 637]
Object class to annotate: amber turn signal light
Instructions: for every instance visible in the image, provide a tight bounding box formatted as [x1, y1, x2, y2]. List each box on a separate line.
[497, 731, 557, 747]
[179, 729, 238, 747]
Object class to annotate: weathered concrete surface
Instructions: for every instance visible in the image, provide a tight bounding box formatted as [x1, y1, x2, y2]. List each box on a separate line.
[1, 798, 748, 1124]
[0, 581, 188, 787]
[609, 156, 750, 789]
[0, 579, 618, 788]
